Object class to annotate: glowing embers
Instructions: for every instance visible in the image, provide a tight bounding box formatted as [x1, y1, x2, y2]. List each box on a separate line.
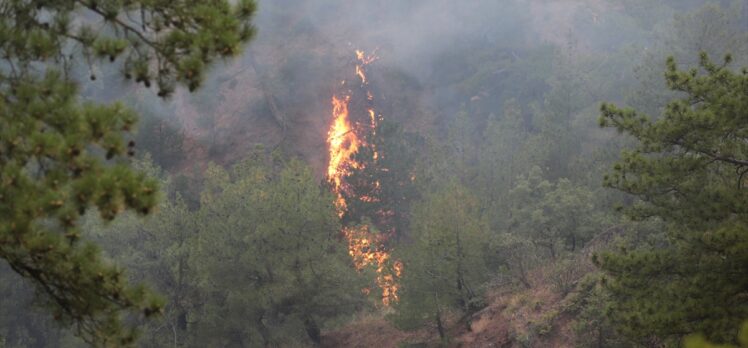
[325, 49, 401, 305]
[355, 65, 367, 85]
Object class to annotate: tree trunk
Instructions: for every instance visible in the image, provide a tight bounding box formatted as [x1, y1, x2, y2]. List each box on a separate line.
[549, 243, 556, 260]
[305, 316, 321, 345]
[570, 234, 576, 252]
[435, 310, 445, 340]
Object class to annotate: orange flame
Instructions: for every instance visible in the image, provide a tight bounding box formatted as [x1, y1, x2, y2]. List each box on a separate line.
[326, 50, 401, 306]
[343, 225, 401, 306]
[327, 95, 359, 215]
[355, 65, 367, 84]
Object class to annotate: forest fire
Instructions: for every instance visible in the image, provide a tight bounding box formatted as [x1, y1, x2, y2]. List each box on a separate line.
[326, 50, 401, 306]
[327, 95, 359, 215]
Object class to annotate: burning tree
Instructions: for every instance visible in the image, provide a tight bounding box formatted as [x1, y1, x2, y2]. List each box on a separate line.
[325, 50, 419, 305]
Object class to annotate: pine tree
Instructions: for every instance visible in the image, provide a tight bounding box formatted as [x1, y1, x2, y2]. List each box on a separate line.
[192, 156, 365, 346]
[475, 99, 530, 231]
[84, 156, 199, 347]
[597, 53, 748, 344]
[684, 322, 748, 348]
[508, 166, 596, 258]
[0, 0, 256, 344]
[392, 183, 489, 339]
[341, 119, 421, 240]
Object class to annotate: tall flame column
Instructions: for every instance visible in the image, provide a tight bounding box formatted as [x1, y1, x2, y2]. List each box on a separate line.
[325, 50, 402, 306]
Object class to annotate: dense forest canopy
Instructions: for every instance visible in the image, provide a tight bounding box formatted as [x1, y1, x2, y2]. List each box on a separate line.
[1, 0, 747, 347]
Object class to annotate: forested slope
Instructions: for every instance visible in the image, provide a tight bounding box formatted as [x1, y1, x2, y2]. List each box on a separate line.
[1, 1, 747, 347]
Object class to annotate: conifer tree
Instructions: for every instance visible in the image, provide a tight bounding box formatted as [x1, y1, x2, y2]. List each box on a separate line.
[597, 53, 748, 344]
[392, 183, 489, 339]
[0, 0, 256, 344]
[341, 119, 421, 240]
[508, 166, 597, 258]
[192, 156, 364, 346]
[84, 156, 199, 347]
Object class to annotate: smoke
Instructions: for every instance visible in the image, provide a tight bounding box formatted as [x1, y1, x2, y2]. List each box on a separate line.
[253, 0, 531, 79]
[101, 0, 745, 174]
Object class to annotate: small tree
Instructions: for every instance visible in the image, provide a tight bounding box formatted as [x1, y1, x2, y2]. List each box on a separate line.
[192, 157, 365, 346]
[85, 156, 199, 347]
[342, 119, 421, 241]
[392, 183, 489, 339]
[508, 166, 597, 259]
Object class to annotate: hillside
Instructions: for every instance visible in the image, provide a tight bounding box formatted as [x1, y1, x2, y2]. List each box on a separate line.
[133, 0, 623, 176]
[321, 228, 623, 347]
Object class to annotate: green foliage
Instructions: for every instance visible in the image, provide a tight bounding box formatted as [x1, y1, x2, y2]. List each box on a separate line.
[571, 275, 632, 348]
[84, 156, 197, 347]
[598, 53, 748, 344]
[5, 1, 746, 346]
[342, 119, 422, 240]
[685, 322, 748, 348]
[0, 69, 163, 346]
[0, 0, 256, 344]
[508, 166, 597, 258]
[488, 231, 539, 289]
[392, 183, 489, 338]
[473, 99, 533, 230]
[86, 154, 366, 346]
[192, 157, 365, 346]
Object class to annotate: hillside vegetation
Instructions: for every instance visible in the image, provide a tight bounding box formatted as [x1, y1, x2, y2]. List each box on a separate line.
[1, 1, 747, 347]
